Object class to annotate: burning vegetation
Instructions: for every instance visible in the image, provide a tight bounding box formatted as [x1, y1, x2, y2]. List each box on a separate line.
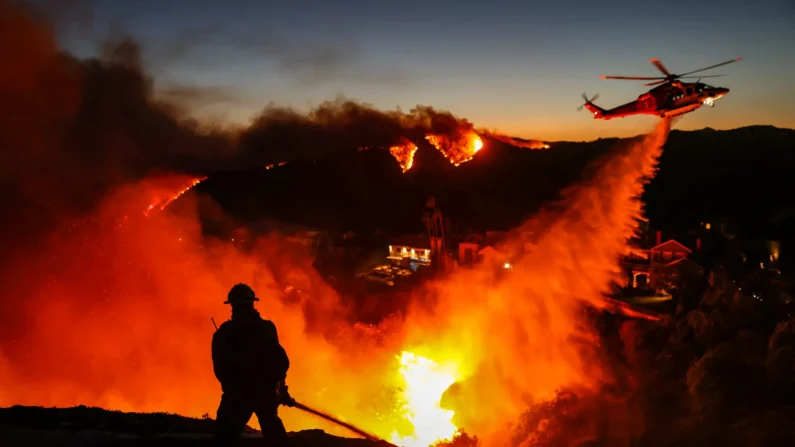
[389, 139, 419, 173]
[3, 3, 752, 447]
[144, 175, 208, 217]
[425, 132, 484, 167]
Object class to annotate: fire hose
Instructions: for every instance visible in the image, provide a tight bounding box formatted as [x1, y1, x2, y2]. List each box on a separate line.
[289, 400, 392, 444]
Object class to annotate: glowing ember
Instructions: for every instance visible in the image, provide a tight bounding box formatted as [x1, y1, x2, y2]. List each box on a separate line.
[265, 161, 288, 170]
[389, 139, 419, 173]
[426, 132, 483, 166]
[391, 351, 460, 447]
[143, 176, 206, 216]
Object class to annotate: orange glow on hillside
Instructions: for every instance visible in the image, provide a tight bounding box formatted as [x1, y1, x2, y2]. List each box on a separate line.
[143, 176, 207, 216]
[425, 131, 483, 166]
[389, 139, 419, 173]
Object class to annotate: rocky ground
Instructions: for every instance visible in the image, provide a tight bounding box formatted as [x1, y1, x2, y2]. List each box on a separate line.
[0, 405, 391, 447]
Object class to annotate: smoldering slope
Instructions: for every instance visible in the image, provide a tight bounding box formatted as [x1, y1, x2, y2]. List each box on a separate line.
[0, 2, 674, 444]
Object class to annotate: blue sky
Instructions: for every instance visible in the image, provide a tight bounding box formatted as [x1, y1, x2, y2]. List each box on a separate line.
[51, 0, 795, 141]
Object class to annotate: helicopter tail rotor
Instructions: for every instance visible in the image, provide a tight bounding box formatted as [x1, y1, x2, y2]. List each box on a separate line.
[577, 93, 599, 111]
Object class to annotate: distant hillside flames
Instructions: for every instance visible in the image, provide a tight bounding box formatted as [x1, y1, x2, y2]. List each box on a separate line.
[389, 139, 419, 173]
[143, 176, 207, 217]
[359, 129, 548, 174]
[425, 132, 483, 167]
[358, 131, 483, 173]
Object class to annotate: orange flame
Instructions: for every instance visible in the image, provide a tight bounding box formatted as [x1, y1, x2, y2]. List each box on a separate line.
[389, 139, 419, 173]
[265, 161, 288, 170]
[0, 120, 673, 447]
[143, 175, 207, 216]
[425, 131, 483, 166]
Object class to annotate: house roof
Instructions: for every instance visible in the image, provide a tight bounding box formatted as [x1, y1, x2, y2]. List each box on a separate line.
[651, 239, 692, 254]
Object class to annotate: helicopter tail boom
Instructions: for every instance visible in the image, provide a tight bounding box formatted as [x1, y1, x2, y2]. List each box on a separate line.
[578, 93, 606, 119]
[583, 101, 606, 118]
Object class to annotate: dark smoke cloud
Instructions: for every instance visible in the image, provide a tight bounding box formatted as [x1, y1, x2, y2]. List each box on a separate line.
[0, 3, 231, 266]
[237, 99, 479, 166]
[17, 0, 96, 41]
[156, 84, 242, 112]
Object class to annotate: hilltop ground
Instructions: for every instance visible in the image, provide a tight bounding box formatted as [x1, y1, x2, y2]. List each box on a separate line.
[0, 405, 388, 447]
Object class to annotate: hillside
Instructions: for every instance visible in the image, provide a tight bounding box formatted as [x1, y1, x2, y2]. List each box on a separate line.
[0, 405, 389, 447]
[197, 126, 795, 237]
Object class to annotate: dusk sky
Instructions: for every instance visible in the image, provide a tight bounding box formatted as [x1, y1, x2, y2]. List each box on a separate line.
[50, 0, 794, 141]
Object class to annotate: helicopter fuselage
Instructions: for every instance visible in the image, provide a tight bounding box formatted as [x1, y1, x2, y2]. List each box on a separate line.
[583, 82, 729, 120]
[580, 56, 740, 121]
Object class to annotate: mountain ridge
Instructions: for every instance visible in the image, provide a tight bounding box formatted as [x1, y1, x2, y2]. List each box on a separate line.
[196, 125, 795, 237]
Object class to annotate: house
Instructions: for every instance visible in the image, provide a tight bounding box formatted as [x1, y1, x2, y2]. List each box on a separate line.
[621, 231, 704, 290]
[387, 235, 432, 269]
[649, 239, 691, 263]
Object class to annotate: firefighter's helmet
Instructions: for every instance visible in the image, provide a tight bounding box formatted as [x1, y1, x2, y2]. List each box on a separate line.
[224, 283, 259, 304]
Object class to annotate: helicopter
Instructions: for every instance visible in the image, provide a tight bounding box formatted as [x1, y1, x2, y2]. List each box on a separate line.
[578, 57, 742, 120]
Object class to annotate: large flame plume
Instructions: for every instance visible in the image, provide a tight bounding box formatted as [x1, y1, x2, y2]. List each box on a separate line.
[391, 351, 460, 447]
[0, 3, 675, 447]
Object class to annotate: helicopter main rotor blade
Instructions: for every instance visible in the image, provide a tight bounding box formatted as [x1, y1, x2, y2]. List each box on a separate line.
[679, 57, 742, 77]
[678, 75, 725, 79]
[600, 75, 664, 80]
[644, 80, 668, 86]
[649, 58, 671, 76]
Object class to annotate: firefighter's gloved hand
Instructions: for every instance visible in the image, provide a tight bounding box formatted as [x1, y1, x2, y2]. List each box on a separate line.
[280, 384, 296, 407]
